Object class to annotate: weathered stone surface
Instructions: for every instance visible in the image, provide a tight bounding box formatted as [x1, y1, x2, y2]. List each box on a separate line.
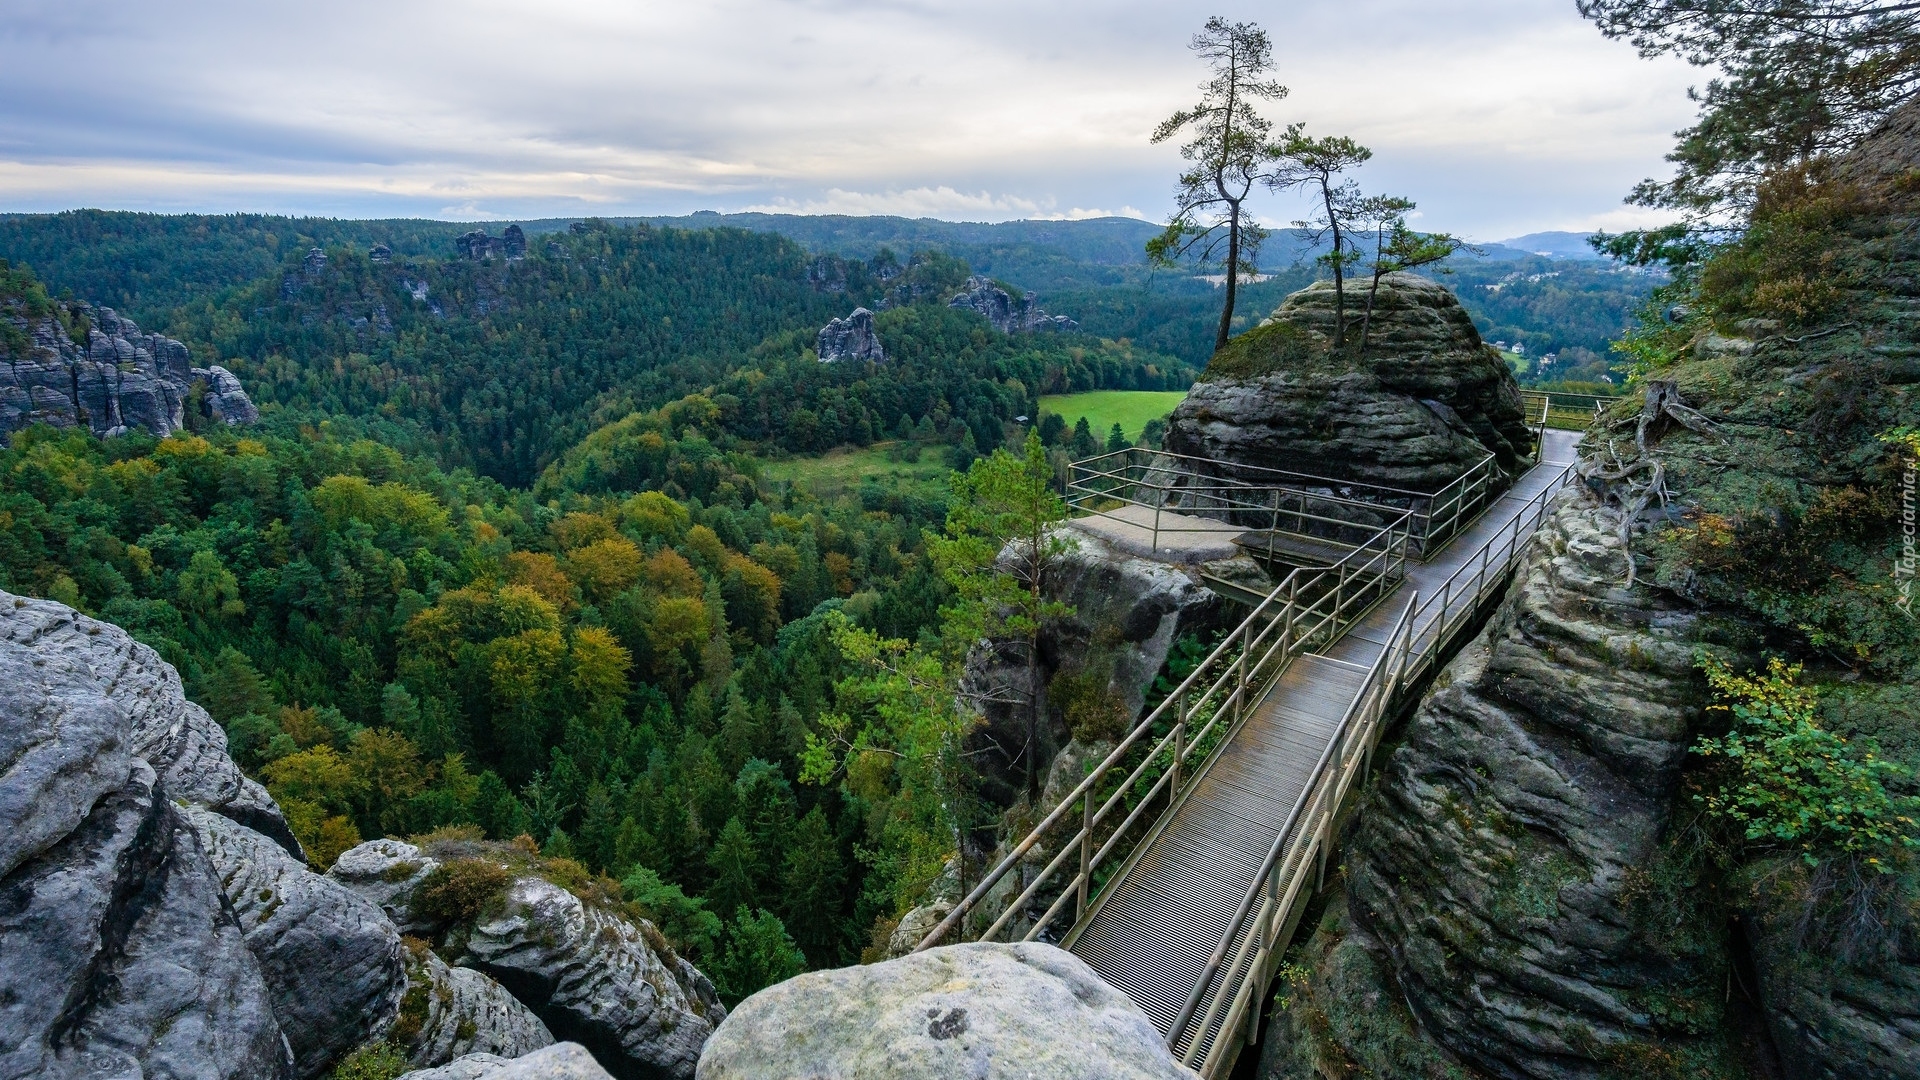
[697, 942, 1195, 1080]
[1745, 868, 1920, 1080]
[0, 760, 289, 1080]
[186, 806, 406, 1078]
[329, 838, 442, 934]
[816, 307, 885, 363]
[1265, 492, 1722, 1079]
[1166, 273, 1531, 490]
[0, 300, 259, 441]
[396, 946, 555, 1067]
[401, 1043, 615, 1080]
[959, 529, 1256, 809]
[457, 874, 725, 1080]
[1, 591, 300, 857]
[949, 275, 1078, 333]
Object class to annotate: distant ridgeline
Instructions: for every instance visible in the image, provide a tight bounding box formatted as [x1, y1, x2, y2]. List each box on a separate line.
[8, 217, 1187, 487]
[0, 209, 1644, 401]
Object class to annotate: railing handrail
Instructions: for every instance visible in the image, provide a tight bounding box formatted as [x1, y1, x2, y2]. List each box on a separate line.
[913, 501, 1413, 953]
[1070, 445, 1434, 501]
[1174, 458, 1581, 1074]
[917, 446, 1580, 1075]
[1165, 592, 1417, 1053]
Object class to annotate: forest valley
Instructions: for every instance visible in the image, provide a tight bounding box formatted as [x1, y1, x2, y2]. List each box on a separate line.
[0, 225, 1192, 1007]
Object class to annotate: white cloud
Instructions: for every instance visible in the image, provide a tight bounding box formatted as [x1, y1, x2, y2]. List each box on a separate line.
[0, 0, 1705, 236]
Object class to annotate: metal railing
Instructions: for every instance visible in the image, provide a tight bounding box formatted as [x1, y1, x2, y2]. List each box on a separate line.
[1165, 456, 1579, 1076]
[1168, 595, 1416, 1072]
[1067, 447, 1505, 561]
[1521, 389, 1619, 434]
[912, 509, 1414, 954]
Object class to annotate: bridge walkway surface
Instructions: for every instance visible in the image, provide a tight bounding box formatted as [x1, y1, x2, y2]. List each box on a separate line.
[915, 429, 1583, 1077]
[1067, 428, 1582, 1069]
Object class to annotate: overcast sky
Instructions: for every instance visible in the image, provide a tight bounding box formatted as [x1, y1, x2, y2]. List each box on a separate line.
[0, 0, 1701, 241]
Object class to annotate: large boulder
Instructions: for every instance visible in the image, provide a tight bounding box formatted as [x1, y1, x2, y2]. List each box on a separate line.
[696, 942, 1195, 1080]
[454, 872, 725, 1080]
[1, 589, 293, 1079]
[402, 1042, 614, 1080]
[0, 300, 259, 442]
[185, 806, 407, 1078]
[1166, 272, 1532, 491]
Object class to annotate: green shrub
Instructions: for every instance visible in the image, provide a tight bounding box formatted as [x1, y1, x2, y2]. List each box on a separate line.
[412, 858, 511, 924]
[1692, 654, 1918, 870]
[326, 1042, 409, 1080]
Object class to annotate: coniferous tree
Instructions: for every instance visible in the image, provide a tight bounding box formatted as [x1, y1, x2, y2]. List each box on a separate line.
[1148, 16, 1291, 351]
[707, 815, 759, 919]
[780, 805, 847, 965]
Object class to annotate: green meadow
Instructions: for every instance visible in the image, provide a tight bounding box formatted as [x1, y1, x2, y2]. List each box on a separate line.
[1037, 390, 1190, 441]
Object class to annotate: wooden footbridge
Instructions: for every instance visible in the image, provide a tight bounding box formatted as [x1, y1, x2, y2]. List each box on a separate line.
[916, 428, 1584, 1077]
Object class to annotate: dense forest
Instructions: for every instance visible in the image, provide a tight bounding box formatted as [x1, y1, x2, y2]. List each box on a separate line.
[0, 230, 1186, 1004]
[0, 205, 1644, 1006]
[1, 209, 1655, 380]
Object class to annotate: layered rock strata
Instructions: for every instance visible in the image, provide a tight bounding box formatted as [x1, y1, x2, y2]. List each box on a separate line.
[0, 302, 258, 441]
[949, 275, 1078, 333]
[1166, 273, 1531, 491]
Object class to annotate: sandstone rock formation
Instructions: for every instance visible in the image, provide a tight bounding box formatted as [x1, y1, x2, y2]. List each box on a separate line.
[329, 837, 442, 934]
[1262, 490, 1719, 1079]
[186, 806, 407, 1077]
[816, 307, 885, 363]
[959, 527, 1261, 810]
[949, 276, 1078, 334]
[0, 591, 597, 1079]
[460, 874, 724, 1079]
[458, 228, 527, 261]
[1, 592, 291, 1079]
[371, 243, 394, 263]
[0, 301, 259, 442]
[1166, 272, 1531, 491]
[396, 946, 556, 1066]
[696, 942, 1197, 1080]
[403, 1042, 615, 1080]
[329, 834, 725, 1080]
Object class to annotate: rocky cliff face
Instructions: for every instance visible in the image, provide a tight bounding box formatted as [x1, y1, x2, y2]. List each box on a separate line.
[948, 276, 1078, 334]
[959, 527, 1264, 812]
[1167, 273, 1531, 491]
[328, 836, 726, 1080]
[0, 301, 258, 442]
[1260, 109, 1920, 1079]
[816, 307, 885, 363]
[0, 590, 714, 1080]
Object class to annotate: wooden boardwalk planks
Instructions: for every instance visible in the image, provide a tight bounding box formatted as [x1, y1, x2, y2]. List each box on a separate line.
[1067, 429, 1582, 1051]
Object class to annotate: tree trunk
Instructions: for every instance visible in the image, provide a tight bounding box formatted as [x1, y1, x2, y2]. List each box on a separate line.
[1328, 192, 1347, 347]
[1217, 201, 1241, 352]
[1360, 271, 1384, 352]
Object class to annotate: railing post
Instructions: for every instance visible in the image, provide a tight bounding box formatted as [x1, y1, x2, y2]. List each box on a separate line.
[1077, 789, 1093, 919]
[1171, 695, 1186, 795]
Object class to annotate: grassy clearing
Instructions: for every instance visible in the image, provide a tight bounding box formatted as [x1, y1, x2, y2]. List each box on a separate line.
[1037, 390, 1189, 441]
[754, 441, 953, 500]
